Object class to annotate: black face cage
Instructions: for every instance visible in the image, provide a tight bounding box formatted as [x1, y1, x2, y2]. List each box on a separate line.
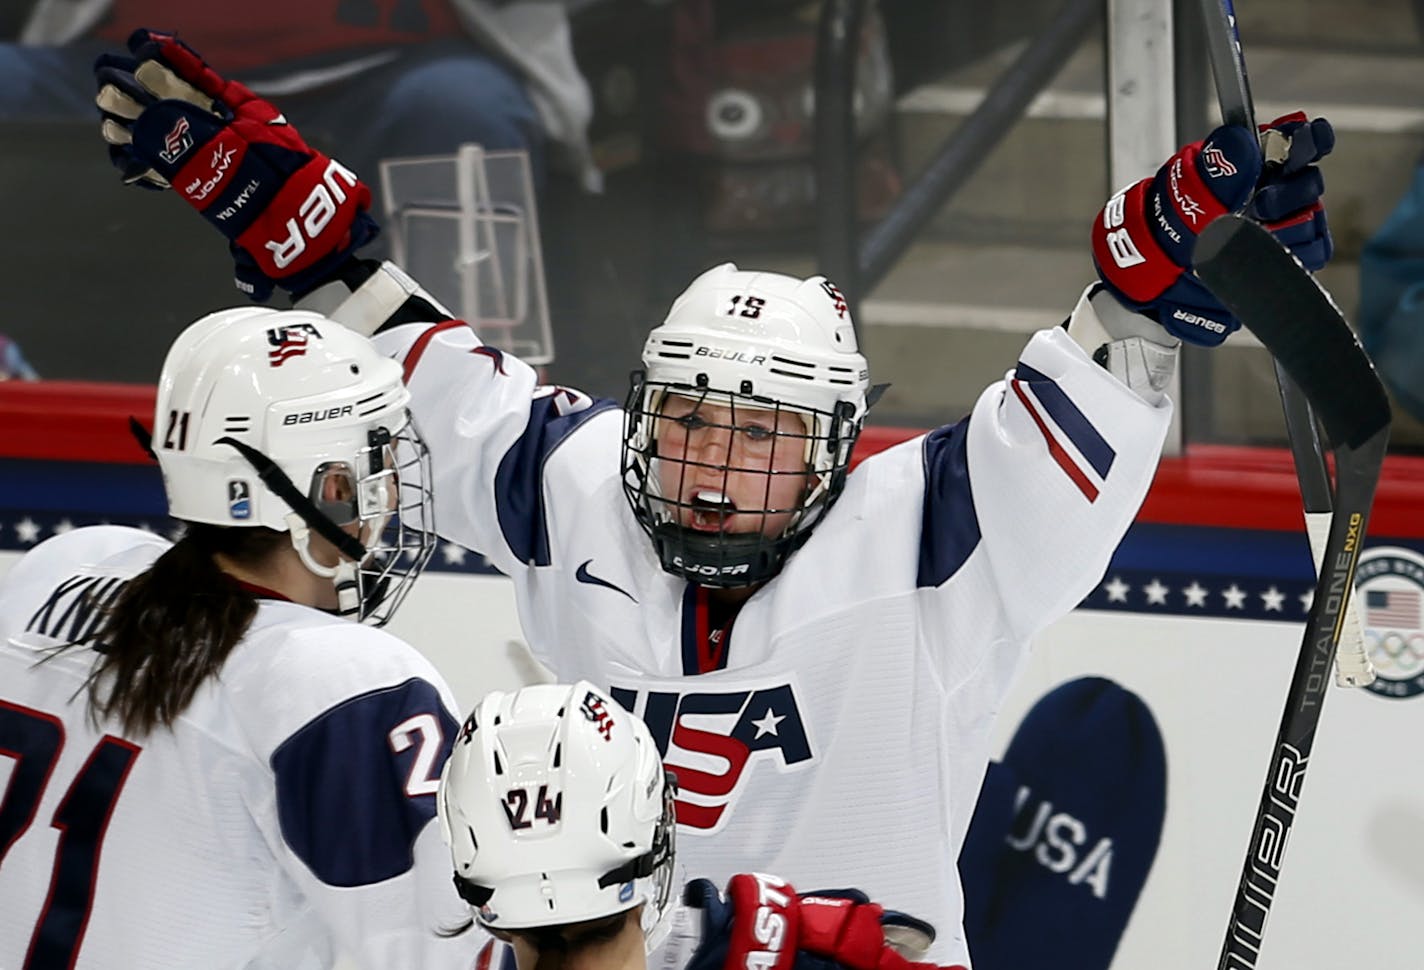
[620, 374, 860, 588]
[217, 418, 435, 624]
[646, 769, 678, 924]
[357, 420, 437, 626]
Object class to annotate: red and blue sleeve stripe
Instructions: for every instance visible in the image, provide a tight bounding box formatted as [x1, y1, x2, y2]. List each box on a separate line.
[1010, 362, 1117, 502]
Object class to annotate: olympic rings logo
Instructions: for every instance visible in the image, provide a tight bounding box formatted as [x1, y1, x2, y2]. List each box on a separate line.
[1365, 630, 1424, 677]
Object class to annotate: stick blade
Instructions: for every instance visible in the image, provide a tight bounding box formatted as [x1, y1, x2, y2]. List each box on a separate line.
[1194, 214, 1391, 448]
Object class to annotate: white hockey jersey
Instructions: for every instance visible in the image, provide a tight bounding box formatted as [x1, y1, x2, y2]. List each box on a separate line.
[0, 526, 478, 970]
[371, 292, 1171, 967]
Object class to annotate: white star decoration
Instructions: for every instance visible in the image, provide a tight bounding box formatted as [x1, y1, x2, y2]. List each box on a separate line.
[15, 517, 41, 544]
[1091, 575, 1312, 616]
[751, 708, 785, 739]
[3, 517, 1324, 618]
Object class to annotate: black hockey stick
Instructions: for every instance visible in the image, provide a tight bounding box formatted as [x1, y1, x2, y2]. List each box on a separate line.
[1194, 214, 1391, 970]
[1197, 0, 1375, 687]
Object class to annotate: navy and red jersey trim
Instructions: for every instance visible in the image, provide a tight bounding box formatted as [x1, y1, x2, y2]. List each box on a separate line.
[1010, 362, 1117, 503]
[681, 585, 734, 676]
[400, 320, 467, 383]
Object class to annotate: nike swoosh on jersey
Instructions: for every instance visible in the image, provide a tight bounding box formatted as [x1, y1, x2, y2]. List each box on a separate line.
[268, 114, 287, 125]
[575, 560, 637, 603]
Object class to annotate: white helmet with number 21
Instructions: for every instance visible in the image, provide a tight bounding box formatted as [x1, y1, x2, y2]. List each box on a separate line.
[153, 306, 434, 624]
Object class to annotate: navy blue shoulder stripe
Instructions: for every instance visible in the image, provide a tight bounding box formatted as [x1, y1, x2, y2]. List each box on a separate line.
[271, 677, 458, 887]
[494, 392, 618, 566]
[1012, 362, 1116, 478]
[918, 418, 983, 588]
[680, 583, 701, 676]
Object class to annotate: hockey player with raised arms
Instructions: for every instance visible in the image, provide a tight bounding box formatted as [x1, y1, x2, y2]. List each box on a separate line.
[91, 27, 1336, 967]
[436, 679, 945, 970]
[0, 307, 471, 969]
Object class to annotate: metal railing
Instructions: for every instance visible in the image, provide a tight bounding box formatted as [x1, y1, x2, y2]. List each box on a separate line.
[812, 0, 1103, 329]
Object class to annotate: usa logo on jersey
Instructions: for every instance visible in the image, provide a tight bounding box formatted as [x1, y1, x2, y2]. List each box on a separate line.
[609, 682, 813, 833]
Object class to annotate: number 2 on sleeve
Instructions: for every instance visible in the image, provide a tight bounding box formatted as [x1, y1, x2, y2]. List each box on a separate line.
[388, 713, 444, 797]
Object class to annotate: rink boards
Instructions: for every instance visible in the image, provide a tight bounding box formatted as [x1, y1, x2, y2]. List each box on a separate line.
[3, 381, 1423, 970]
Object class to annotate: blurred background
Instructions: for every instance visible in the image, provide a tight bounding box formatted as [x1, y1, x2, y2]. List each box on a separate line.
[4, 7, 1424, 969]
[2, 0, 1423, 452]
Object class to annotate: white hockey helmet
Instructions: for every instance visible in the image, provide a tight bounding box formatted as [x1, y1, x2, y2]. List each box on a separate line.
[621, 263, 872, 586]
[153, 306, 435, 624]
[438, 681, 677, 950]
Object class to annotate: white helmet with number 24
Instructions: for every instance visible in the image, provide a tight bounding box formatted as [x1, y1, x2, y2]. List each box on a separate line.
[437, 681, 677, 950]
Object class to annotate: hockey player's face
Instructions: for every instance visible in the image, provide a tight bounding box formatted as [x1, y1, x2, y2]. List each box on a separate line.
[305, 452, 399, 553]
[654, 395, 811, 537]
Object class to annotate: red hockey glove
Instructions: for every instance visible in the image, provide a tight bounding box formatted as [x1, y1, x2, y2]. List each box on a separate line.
[1091, 114, 1333, 347]
[94, 28, 376, 301]
[683, 873, 965, 970]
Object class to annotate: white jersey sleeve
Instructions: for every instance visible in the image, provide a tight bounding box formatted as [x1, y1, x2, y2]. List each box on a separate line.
[227, 614, 474, 970]
[963, 322, 1171, 639]
[797, 311, 1170, 688]
[371, 318, 620, 579]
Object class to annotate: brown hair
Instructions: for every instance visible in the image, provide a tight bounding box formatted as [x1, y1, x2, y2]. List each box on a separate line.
[83, 523, 287, 737]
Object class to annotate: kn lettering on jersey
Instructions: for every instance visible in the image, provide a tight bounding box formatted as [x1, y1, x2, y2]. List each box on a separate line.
[609, 679, 815, 833]
[22, 573, 129, 645]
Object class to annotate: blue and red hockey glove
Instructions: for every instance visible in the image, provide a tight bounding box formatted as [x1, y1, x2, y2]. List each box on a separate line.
[94, 28, 376, 301]
[683, 873, 963, 970]
[1091, 113, 1334, 347]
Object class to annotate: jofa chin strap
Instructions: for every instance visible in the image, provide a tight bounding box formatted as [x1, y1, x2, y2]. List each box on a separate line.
[215, 436, 369, 564]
